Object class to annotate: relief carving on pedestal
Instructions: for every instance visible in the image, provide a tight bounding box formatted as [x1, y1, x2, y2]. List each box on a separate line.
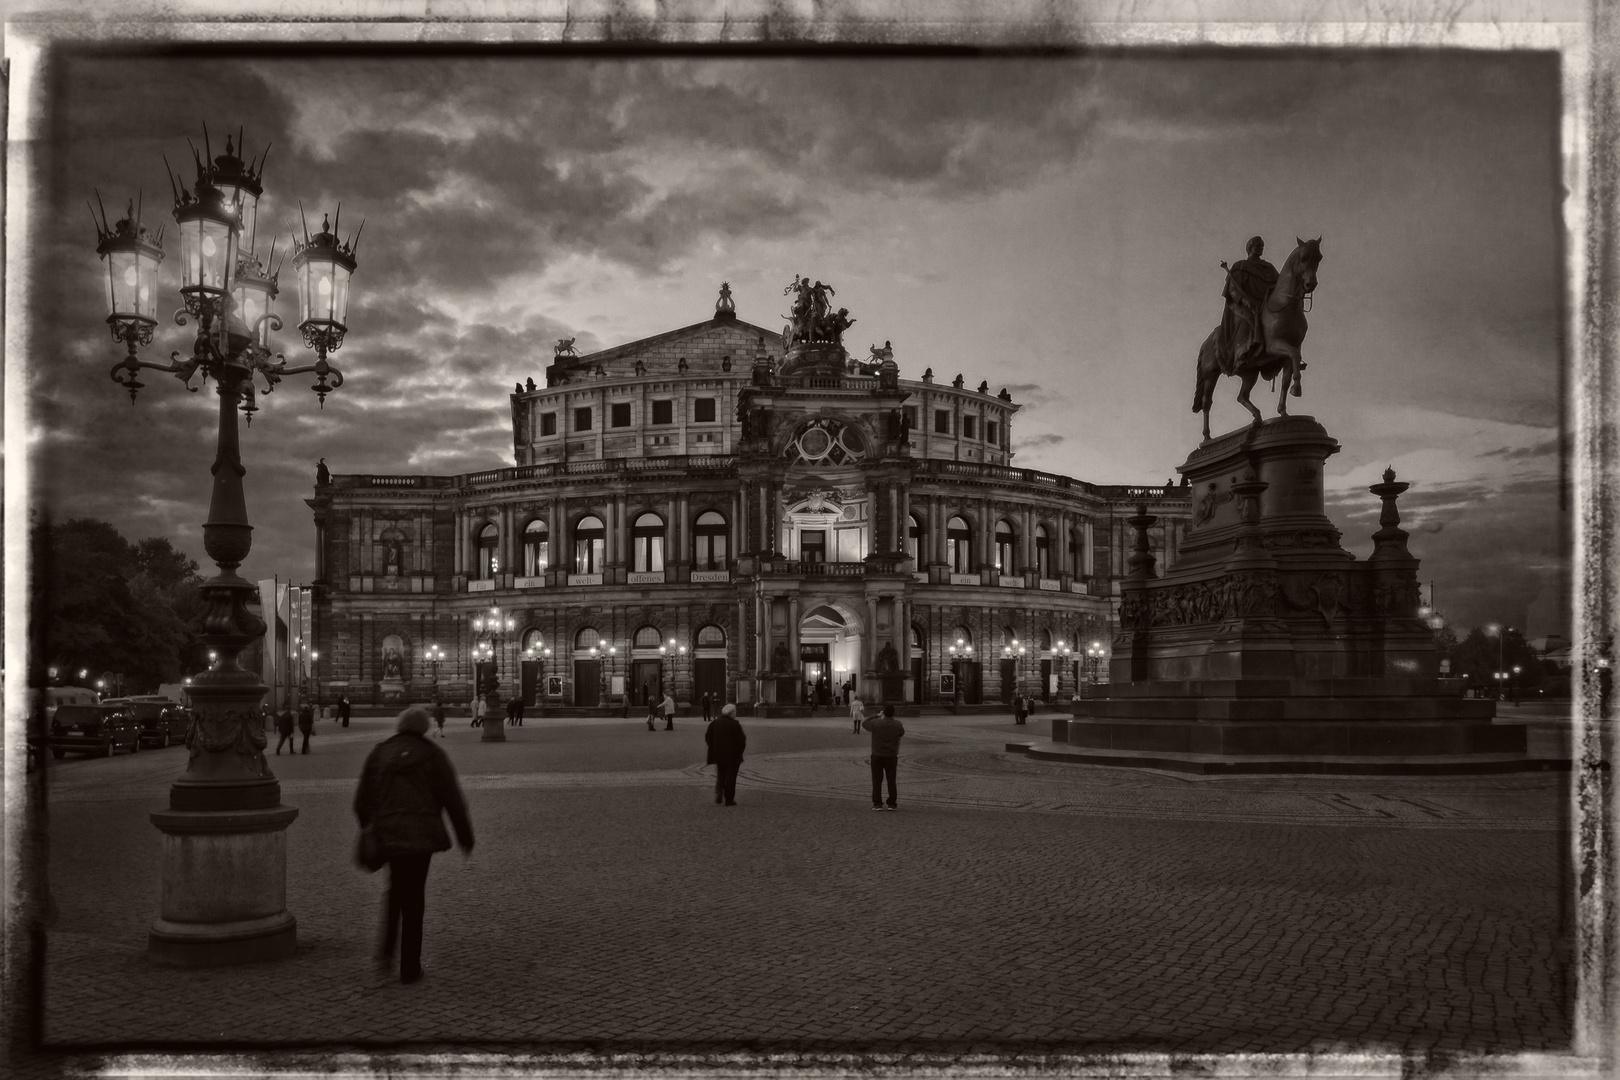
[1118, 571, 1280, 630]
[185, 708, 271, 776]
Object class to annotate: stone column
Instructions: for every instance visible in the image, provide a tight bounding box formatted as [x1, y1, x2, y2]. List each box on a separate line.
[899, 481, 912, 563]
[787, 595, 801, 678]
[772, 482, 786, 557]
[866, 596, 880, 677]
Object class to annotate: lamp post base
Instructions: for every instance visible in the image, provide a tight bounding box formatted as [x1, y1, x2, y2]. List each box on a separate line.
[148, 804, 299, 966]
[479, 704, 507, 741]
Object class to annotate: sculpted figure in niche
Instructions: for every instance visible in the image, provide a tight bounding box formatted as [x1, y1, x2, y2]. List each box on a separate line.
[877, 643, 899, 672]
[773, 641, 792, 672]
[381, 634, 406, 682]
[384, 538, 404, 578]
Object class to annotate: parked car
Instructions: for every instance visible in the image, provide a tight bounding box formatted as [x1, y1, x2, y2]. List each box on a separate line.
[48, 703, 141, 758]
[104, 697, 192, 748]
[45, 686, 99, 724]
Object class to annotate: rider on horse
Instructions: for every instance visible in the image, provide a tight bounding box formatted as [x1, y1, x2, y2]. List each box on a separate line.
[1217, 236, 1279, 376]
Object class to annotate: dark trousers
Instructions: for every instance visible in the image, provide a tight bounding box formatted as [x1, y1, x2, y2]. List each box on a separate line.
[715, 759, 740, 804]
[275, 732, 294, 754]
[299, 729, 312, 753]
[381, 853, 432, 979]
[870, 755, 898, 807]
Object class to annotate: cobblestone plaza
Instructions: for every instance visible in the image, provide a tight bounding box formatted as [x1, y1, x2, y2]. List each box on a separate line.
[15, 708, 1575, 1075]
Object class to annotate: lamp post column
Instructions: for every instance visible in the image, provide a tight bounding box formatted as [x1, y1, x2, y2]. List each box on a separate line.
[150, 357, 299, 967]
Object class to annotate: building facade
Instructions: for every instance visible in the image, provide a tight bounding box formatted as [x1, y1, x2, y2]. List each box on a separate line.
[308, 285, 1191, 712]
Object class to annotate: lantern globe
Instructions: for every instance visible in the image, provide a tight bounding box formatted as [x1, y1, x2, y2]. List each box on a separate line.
[232, 250, 280, 348]
[208, 136, 265, 255]
[94, 200, 164, 327]
[172, 183, 239, 302]
[292, 211, 360, 343]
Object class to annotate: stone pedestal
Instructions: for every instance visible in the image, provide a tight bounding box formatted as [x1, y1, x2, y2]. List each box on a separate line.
[479, 691, 507, 742]
[1055, 416, 1558, 775]
[149, 806, 299, 965]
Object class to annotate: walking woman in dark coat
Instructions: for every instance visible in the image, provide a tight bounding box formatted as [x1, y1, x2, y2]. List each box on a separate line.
[354, 706, 475, 983]
[704, 703, 747, 806]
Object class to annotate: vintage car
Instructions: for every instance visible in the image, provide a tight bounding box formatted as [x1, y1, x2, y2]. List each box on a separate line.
[48, 703, 142, 758]
[104, 697, 193, 748]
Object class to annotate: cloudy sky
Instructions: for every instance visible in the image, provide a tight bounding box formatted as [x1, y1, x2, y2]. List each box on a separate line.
[27, 47, 1568, 638]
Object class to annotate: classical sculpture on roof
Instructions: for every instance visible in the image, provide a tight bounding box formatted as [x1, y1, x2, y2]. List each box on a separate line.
[716, 281, 735, 314]
[1192, 235, 1323, 441]
[554, 337, 578, 358]
[781, 275, 853, 347]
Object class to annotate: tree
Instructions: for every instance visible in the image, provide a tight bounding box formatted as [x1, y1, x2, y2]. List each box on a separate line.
[31, 517, 207, 693]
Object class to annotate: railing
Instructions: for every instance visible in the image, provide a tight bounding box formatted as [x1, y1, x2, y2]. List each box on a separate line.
[912, 459, 1190, 501]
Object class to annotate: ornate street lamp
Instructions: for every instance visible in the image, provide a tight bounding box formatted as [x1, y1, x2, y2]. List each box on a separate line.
[1055, 639, 1073, 699]
[471, 605, 516, 741]
[947, 638, 972, 711]
[1085, 640, 1108, 697]
[425, 643, 445, 699]
[93, 127, 362, 967]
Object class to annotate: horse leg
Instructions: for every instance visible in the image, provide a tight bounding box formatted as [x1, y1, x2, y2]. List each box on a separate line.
[1236, 370, 1263, 427]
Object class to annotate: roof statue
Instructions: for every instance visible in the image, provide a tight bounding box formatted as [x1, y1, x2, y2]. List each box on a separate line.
[555, 337, 578, 358]
[1192, 235, 1323, 442]
[716, 281, 735, 314]
[781, 275, 853, 347]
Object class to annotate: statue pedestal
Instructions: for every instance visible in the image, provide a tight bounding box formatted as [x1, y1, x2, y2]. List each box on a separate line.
[1053, 417, 1560, 775]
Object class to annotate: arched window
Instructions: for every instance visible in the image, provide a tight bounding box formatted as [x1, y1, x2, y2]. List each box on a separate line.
[477, 523, 499, 579]
[574, 626, 601, 653]
[1003, 625, 1020, 649]
[910, 624, 925, 651]
[696, 624, 727, 651]
[523, 519, 549, 577]
[907, 513, 924, 562]
[522, 628, 547, 654]
[995, 519, 1017, 574]
[693, 510, 729, 570]
[633, 625, 663, 650]
[574, 515, 605, 574]
[949, 625, 974, 654]
[1040, 628, 1053, 650]
[1035, 524, 1051, 578]
[947, 516, 972, 573]
[632, 512, 666, 573]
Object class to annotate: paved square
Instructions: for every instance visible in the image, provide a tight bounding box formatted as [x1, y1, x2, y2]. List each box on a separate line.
[18, 710, 1573, 1072]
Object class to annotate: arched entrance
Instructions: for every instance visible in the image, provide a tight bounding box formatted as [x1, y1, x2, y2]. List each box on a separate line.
[798, 602, 864, 708]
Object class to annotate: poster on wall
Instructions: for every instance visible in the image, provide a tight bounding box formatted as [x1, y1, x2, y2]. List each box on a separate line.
[940, 673, 956, 696]
[546, 676, 563, 697]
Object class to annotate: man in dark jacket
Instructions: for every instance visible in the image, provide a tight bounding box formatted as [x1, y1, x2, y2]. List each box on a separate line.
[354, 706, 475, 984]
[297, 700, 315, 754]
[338, 695, 351, 728]
[862, 703, 906, 810]
[275, 707, 296, 755]
[704, 703, 747, 806]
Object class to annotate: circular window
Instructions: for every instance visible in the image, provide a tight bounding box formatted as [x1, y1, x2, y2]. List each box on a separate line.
[798, 427, 832, 458]
[787, 419, 867, 466]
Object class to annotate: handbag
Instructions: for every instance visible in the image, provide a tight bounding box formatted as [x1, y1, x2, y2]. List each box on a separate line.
[356, 826, 386, 873]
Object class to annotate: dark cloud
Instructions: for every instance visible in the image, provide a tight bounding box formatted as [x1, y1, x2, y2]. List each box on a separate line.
[1481, 437, 1563, 461]
[1014, 433, 1065, 450]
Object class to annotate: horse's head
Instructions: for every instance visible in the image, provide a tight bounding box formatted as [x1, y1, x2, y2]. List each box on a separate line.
[1293, 236, 1323, 294]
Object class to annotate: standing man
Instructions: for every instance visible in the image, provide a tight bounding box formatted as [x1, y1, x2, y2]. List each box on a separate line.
[702, 692, 713, 723]
[661, 689, 677, 731]
[705, 703, 747, 806]
[338, 694, 351, 729]
[297, 699, 315, 755]
[354, 706, 475, 984]
[850, 694, 866, 736]
[862, 703, 906, 811]
[513, 694, 525, 727]
[1013, 692, 1027, 726]
[432, 698, 446, 738]
[275, 705, 296, 755]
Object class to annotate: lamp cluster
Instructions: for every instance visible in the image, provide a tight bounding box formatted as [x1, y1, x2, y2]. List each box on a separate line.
[93, 126, 361, 409]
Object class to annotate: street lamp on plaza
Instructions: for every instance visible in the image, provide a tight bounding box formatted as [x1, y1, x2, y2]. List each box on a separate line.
[1054, 640, 1073, 699]
[425, 643, 445, 698]
[946, 638, 972, 710]
[93, 128, 362, 966]
[658, 639, 687, 706]
[1084, 640, 1108, 697]
[471, 603, 516, 742]
[523, 636, 552, 716]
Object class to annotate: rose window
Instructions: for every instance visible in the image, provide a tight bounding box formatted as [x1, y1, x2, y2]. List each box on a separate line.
[787, 419, 867, 465]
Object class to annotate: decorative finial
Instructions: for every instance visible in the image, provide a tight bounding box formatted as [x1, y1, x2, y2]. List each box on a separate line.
[1382, 465, 1396, 484]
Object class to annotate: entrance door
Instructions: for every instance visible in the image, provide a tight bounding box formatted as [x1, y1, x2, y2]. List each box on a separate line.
[910, 657, 923, 703]
[693, 657, 726, 705]
[631, 660, 662, 706]
[999, 659, 1017, 703]
[521, 660, 540, 705]
[956, 660, 982, 704]
[1040, 659, 1053, 702]
[573, 660, 601, 707]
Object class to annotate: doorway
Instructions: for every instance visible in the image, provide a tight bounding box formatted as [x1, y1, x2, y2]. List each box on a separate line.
[573, 660, 601, 707]
[630, 659, 662, 706]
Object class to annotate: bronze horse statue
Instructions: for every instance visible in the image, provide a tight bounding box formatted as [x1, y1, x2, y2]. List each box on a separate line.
[1192, 237, 1322, 442]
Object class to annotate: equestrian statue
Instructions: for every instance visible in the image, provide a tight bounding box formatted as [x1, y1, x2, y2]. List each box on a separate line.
[1192, 235, 1323, 442]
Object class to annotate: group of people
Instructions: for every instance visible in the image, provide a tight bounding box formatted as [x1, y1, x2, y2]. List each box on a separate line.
[351, 692, 914, 985]
[644, 689, 678, 731]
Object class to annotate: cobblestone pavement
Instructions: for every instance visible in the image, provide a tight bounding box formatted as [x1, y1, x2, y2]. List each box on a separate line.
[14, 710, 1576, 1075]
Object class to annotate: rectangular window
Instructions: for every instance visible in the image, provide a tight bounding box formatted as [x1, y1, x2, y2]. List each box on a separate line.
[987, 421, 1000, 446]
[693, 397, 717, 423]
[963, 416, 977, 440]
[574, 407, 593, 432]
[935, 410, 951, 434]
[611, 402, 632, 428]
[903, 406, 917, 429]
[800, 530, 827, 564]
[651, 400, 673, 425]
[540, 412, 557, 436]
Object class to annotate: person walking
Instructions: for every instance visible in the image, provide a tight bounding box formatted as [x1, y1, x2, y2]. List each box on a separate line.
[298, 699, 316, 754]
[354, 706, 475, 984]
[850, 694, 866, 735]
[505, 697, 517, 727]
[705, 703, 747, 806]
[513, 696, 525, 727]
[275, 706, 296, 755]
[432, 699, 446, 738]
[470, 693, 482, 728]
[862, 703, 906, 811]
[646, 689, 659, 732]
[702, 692, 713, 723]
[661, 690, 677, 731]
[338, 695, 352, 729]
